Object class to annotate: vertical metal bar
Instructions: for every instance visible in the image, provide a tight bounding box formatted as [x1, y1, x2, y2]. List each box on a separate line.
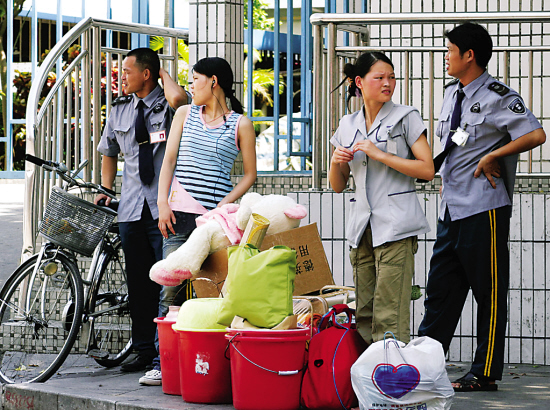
[45, 103, 53, 199]
[312, 23, 323, 190]
[300, 0, 313, 171]
[6, 0, 14, 172]
[106, 52, 113, 113]
[58, 79, 66, 171]
[74, 63, 81, 167]
[92, 26, 102, 184]
[56, 0, 63, 175]
[428, 51, 435, 152]
[273, 0, 281, 171]
[31, 0, 37, 79]
[82, 29, 92, 183]
[503, 50, 509, 84]
[66, 71, 73, 169]
[246, 0, 254, 122]
[338, 57, 345, 119]
[321, 49, 328, 187]
[168, 0, 175, 28]
[404, 51, 410, 106]
[327, 23, 338, 146]
[169, 37, 177, 78]
[528, 50, 533, 172]
[286, 0, 294, 157]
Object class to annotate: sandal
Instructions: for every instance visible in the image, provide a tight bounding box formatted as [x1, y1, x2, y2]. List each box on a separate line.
[452, 372, 498, 392]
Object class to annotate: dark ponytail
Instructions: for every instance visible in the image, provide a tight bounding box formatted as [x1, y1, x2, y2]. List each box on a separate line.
[193, 57, 243, 114]
[334, 52, 394, 108]
[226, 89, 244, 114]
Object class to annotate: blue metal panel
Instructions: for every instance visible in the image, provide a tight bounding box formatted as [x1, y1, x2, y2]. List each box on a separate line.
[131, 0, 149, 48]
[243, 29, 301, 54]
[5, 0, 14, 173]
[31, 0, 37, 79]
[168, 0, 175, 28]
[300, 0, 313, 168]
[244, 0, 315, 172]
[286, 0, 293, 158]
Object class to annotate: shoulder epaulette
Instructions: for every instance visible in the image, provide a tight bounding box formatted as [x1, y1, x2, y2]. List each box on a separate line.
[152, 102, 165, 113]
[488, 82, 509, 96]
[112, 95, 132, 106]
[444, 79, 459, 89]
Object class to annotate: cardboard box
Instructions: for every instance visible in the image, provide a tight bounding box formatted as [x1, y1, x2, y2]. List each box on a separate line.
[192, 223, 335, 298]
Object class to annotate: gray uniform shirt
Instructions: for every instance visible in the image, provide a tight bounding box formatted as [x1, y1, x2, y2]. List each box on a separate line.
[439, 71, 542, 221]
[98, 85, 173, 222]
[331, 101, 430, 248]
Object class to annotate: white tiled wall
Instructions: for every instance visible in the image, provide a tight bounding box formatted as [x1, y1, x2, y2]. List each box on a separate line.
[292, 190, 550, 365]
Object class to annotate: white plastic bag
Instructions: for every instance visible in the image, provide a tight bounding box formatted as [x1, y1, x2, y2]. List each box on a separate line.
[351, 334, 454, 410]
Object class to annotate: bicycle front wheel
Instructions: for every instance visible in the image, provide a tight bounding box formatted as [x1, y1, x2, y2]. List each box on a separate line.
[0, 252, 84, 383]
[88, 237, 132, 367]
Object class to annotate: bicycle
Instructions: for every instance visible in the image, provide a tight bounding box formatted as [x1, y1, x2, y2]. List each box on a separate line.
[0, 154, 132, 383]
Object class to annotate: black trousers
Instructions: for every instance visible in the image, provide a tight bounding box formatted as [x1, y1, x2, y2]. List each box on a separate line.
[418, 206, 510, 380]
[119, 201, 162, 359]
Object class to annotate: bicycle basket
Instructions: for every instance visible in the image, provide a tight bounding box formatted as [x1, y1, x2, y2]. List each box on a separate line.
[39, 186, 117, 256]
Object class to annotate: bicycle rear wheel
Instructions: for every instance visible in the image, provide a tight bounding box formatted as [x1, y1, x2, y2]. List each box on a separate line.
[88, 237, 133, 367]
[0, 252, 84, 383]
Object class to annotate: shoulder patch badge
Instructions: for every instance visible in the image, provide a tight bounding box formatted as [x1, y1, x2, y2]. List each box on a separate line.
[488, 82, 509, 96]
[152, 103, 165, 114]
[470, 102, 481, 113]
[112, 95, 132, 106]
[508, 97, 526, 114]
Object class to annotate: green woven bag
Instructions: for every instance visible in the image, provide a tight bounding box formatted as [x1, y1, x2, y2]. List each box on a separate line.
[217, 244, 296, 328]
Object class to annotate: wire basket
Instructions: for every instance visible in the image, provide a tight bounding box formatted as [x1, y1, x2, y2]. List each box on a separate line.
[39, 186, 117, 257]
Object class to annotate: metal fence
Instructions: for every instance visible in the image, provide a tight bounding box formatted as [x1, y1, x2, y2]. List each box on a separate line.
[310, 11, 550, 189]
[308, 11, 550, 365]
[23, 17, 188, 258]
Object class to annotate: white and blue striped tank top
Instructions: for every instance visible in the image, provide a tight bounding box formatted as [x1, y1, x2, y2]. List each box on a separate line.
[175, 104, 242, 210]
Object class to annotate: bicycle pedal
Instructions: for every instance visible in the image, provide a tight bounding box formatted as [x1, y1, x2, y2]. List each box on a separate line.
[87, 349, 109, 360]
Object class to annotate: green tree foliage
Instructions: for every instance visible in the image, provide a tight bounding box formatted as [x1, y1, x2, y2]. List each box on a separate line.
[244, 0, 275, 31]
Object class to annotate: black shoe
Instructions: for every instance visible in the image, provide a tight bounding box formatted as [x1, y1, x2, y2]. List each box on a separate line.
[121, 355, 154, 372]
[452, 372, 498, 392]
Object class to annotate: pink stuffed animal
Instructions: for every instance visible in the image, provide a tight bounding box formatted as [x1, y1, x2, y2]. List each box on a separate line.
[150, 192, 307, 286]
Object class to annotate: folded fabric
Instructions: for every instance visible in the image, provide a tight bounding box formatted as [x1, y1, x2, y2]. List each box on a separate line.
[195, 203, 243, 245]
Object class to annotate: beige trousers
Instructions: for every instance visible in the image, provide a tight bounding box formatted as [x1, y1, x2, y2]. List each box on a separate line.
[350, 225, 417, 344]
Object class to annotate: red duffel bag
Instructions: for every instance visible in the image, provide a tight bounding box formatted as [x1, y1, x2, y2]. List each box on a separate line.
[301, 304, 368, 409]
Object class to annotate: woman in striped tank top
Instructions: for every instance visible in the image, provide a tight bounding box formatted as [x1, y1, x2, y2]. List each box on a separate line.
[157, 56, 257, 236]
[141, 57, 256, 386]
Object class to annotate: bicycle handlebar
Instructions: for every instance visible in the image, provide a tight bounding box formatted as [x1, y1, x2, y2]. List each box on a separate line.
[26, 154, 67, 172]
[26, 154, 117, 200]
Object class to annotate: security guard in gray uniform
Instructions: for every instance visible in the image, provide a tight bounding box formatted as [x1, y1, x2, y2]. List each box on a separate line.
[418, 23, 545, 392]
[95, 48, 188, 372]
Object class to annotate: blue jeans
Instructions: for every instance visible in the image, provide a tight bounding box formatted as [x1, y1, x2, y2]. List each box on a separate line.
[152, 211, 198, 370]
[119, 201, 163, 359]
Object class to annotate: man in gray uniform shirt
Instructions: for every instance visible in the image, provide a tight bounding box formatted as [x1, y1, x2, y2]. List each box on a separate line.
[418, 23, 545, 392]
[95, 48, 187, 372]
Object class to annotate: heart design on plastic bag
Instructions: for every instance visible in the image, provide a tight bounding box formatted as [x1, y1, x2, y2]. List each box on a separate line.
[372, 363, 420, 399]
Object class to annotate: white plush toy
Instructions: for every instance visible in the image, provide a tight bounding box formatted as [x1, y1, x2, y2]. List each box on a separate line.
[150, 192, 308, 286]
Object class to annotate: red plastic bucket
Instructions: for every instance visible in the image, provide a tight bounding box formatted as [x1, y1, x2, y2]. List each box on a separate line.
[176, 330, 232, 404]
[226, 328, 310, 410]
[154, 317, 180, 395]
